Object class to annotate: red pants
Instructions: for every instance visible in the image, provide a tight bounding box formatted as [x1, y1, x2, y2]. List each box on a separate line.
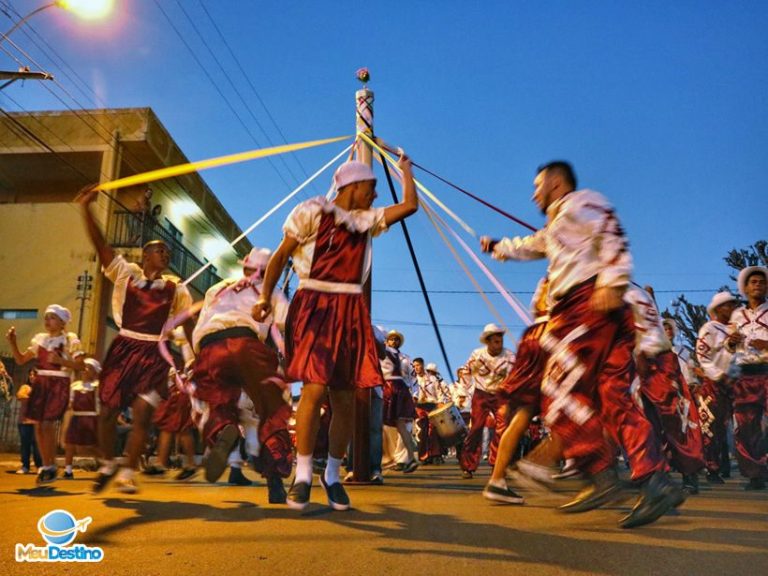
[640, 351, 705, 475]
[732, 373, 768, 479]
[696, 378, 732, 474]
[542, 280, 664, 480]
[459, 389, 505, 472]
[193, 334, 292, 479]
[415, 403, 442, 462]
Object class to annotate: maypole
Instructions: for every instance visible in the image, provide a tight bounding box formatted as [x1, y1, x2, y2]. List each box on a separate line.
[350, 67, 374, 483]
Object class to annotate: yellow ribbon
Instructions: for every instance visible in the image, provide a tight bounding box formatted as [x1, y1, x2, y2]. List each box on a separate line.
[95, 135, 352, 191]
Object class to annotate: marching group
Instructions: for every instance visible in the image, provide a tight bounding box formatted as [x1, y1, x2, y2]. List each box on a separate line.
[4, 157, 766, 530]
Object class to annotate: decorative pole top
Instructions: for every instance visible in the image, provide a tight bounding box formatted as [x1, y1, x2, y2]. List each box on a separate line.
[356, 67, 370, 90]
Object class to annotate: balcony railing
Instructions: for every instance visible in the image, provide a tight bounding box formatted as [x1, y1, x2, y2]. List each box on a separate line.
[109, 211, 222, 294]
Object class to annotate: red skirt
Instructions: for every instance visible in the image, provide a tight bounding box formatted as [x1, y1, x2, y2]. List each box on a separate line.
[498, 322, 546, 410]
[285, 289, 384, 389]
[66, 415, 98, 446]
[27, 375, 69, 422]
[383, 379, 417, 425]
[100, 335, 170, 410]
[153, 389, 193, 433]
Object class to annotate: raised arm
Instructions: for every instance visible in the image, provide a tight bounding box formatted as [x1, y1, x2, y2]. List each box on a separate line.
[382, 153, 418, 226]
[77, 187, 115, 268]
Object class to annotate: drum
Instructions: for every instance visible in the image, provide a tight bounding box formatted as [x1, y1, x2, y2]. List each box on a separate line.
[428, 403, 468, 446]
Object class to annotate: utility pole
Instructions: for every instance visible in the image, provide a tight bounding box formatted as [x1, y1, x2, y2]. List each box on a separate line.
[76, 270, 94, 339]
[350, 68, 374, 483]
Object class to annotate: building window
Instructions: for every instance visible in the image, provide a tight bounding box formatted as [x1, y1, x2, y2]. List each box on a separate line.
[0, 309, 38, 319]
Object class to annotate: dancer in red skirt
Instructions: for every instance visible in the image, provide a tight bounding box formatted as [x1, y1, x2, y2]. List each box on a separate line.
[253, 153, 417, 511]
[63, 358, 101, 479]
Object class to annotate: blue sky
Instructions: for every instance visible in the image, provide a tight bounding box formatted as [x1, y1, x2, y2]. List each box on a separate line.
[2, 1, 766, 378]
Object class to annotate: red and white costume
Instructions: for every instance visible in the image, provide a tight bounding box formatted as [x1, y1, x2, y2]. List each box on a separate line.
[66, 378, 99, 446]
[381, 346, 417, 426]
[624, 285, 704, 475]
[696, 318, 734, 475]
[99, 255, 192, 409]
[458, 346, 516, 473]
[282, 197, 387, 389]
[414, 371, 449, 461]
[492, 189, 663, 480]
[192, 274, 292, 479]
[25, 332, 83, 421]
[728, 302, 768, 480]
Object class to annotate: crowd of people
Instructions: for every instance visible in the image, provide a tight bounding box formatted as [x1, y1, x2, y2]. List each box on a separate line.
[3, 157, 766, 530]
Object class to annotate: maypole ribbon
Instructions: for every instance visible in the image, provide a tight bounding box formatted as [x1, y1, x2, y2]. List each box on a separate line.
[182, 143, 354, 288]
[358, 132, 477, 238]
[95, 135, 352, 191]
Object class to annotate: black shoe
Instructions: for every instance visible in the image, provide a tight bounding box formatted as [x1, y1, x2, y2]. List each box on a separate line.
[227, 467, 252, 486]
[619, 471, 684, 529]
[62, 471, 74, 480]
[403, 460, 419, 474]
[267, 476, 287, 503]
[483, 483, 525, 504]
[205, 424, 240, 483]
[392, 463, 406, 472]
[559, 468, 621, 513]
[461, 470, 473, 480]
[36, 467, 57, 485]
[706, 472, 725, 484]
[745, 478, 766, 491]
[682, 473, 699, 495]
[320, 474, 351, 511]
[175, 467, 197, 481]
[142, 465, 167, 477]
[286, 481, 311, 511]
[92, 467, 117, 494]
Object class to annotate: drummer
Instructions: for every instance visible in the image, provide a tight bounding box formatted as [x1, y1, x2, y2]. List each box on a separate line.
[413, 359, 448, 464]
[458, 323, 516, 479]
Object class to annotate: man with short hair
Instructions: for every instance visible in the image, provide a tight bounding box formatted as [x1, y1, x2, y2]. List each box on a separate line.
[253, 154, 417, 511]
[458, 323, 516, 479]
[481, 161, 680, 528]
[726, 266, 768, 490]
[695, 291, 739, 484]
[79, 188, 193, 494]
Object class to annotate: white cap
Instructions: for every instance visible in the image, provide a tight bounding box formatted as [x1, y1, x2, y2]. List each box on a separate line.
[706, 291, 738, 317]
[426, 362, 438, 372]
[238, 247, 271, 270]
[333, 161, 376, 191]
[479, 322, 506, 344]
[83, 358, 102, 374]
[44, 304, 71, 324]
[737, 266, 768, 298]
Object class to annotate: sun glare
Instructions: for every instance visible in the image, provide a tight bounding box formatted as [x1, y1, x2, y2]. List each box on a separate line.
[57, 0, 114, 21]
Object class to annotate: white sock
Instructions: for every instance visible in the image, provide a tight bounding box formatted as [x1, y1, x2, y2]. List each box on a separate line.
[325, 455, 342, 486]
[98, 460, 117, 475]
[65, 465, 73, 474]
[116, 467, 134, 482]
[294, 453, 313, 485]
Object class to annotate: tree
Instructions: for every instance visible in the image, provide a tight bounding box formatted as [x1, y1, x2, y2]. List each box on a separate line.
[663, 240, 766, 351]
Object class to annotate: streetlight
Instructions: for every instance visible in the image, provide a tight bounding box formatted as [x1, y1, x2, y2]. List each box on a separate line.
[2, 0, 114, 42]
[0, 0, 113, 89]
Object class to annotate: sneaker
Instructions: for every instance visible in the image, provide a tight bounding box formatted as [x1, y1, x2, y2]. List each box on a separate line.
[370, 472, 384, 485]
[483, 482, 525, 504]
[115, 476, 139, 494]
[320, 474, 351, 511]
[227, 467, 252, 486]
[175, 467, 197, 481]
[142, 465, 167, 477]
[205, 424, 240, 483]
[744, 478, 766, 491]
[267, 476, 287, 504]
[36, 467, 57, 485]
[461, 470, 473, 480]
[392, 463, 406, 472]
[403, 460, 419, 474]
[619, 471, 683, 529]
[560, 468, 622, 514]
[516, 459, 559, 490]
[62, 471, 75, 480]
[706, 472, 725, 484]
[682, 474, 699, 495]
[92, 467, 118, 494]
[16, 467, 30, 475]
[286, 481, 311, 511]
